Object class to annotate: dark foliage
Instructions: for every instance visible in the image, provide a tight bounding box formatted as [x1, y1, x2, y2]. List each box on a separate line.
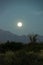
[0, 41, 43, 65]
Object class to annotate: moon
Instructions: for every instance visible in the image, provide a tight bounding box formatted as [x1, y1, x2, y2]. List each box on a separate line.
[17, 22, 23, 27]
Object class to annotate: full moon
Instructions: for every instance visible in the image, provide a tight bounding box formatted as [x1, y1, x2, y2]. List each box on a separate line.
[17, 22, 23, 27]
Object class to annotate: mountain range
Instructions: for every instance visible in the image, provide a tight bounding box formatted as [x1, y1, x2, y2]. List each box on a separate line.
[0, 29, 29, 43]
[0, 29, 43, 43]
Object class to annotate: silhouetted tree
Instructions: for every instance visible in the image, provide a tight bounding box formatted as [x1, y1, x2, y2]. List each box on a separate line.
[28, 34, 38, 43]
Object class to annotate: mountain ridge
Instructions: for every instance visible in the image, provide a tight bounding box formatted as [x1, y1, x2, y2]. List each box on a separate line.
[0, 29, 43, 43]
[0, 29, 29, 43]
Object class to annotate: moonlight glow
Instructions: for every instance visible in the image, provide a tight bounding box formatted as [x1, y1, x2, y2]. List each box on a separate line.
[17, 22, 23, 27]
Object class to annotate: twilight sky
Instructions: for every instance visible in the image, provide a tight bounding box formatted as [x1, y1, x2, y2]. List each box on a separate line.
[0, 0, 43, 35]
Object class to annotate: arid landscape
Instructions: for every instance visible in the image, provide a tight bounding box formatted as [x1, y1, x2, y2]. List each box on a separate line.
[0, 0, 43, 65]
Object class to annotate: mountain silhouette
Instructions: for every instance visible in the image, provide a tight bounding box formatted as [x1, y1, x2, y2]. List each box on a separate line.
[0, 29, 29, 43]
[0, 29, 43, 43]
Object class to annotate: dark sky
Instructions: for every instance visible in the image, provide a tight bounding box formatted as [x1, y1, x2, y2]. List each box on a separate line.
[0, 0, 43, 35]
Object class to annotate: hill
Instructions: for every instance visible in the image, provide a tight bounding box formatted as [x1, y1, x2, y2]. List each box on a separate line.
[0, 29, 43, 43]
[0, 29, 29, 43]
